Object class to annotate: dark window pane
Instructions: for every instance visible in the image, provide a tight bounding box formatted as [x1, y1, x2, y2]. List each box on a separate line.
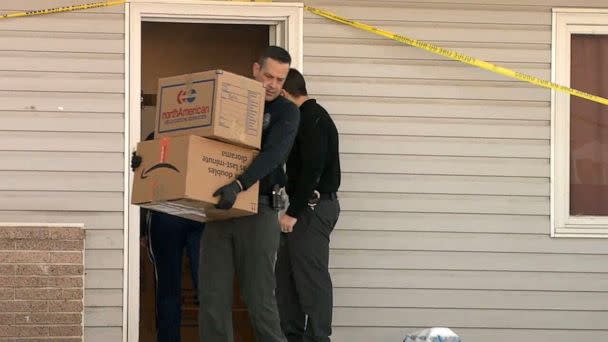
[570, 34, 608, 215]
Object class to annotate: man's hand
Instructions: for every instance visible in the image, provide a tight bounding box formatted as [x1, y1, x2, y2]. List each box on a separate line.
[213, 181, 242, 210]
[279, 214, 297, 233]
[131, 151, 142, 171]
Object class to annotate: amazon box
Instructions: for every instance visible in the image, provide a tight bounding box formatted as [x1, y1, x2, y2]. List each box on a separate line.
[155, 69, 264, 149]
[131, 135, 259, 222]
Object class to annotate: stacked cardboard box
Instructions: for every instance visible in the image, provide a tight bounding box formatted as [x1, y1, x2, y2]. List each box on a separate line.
[131, 70, 265, 222]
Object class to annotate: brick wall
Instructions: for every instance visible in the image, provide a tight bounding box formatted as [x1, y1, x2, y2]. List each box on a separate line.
[0, 225, 84, 341]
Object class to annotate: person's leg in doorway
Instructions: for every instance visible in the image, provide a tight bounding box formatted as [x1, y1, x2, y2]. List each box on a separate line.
[185, 220, 205, 304]
[148, 211, 189, 342]
[234, 205, 287, 342]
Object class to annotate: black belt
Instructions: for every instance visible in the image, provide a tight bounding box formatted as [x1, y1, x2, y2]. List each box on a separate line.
[258, 193, 337, 206]
[259, 195, 272, 205]
[317, 192, 338, 200]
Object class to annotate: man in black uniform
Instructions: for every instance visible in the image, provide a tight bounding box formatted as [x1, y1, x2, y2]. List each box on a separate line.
[276, 68, 341, 342]
[198, 46, 300, 342]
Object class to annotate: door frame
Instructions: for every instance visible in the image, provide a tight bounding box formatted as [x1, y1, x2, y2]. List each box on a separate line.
[124, 1, 303, 340]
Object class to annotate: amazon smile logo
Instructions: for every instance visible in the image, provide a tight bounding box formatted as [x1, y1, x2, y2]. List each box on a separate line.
[140, 163, 180, 179]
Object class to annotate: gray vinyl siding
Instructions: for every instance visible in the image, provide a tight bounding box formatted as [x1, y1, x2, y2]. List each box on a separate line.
[299, 1, 608, 341]
[3, 0, 608, 341]
[0, 1, 124, 340]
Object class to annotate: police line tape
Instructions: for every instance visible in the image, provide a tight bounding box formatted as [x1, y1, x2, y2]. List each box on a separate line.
[304, 6, 608, 106]
[0, 1, 126, 19]
[0, 0, 268, 19]
[2, 1, 606, 106]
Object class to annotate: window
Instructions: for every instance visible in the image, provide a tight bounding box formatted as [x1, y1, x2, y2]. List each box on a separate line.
[552, 9, 608, 237]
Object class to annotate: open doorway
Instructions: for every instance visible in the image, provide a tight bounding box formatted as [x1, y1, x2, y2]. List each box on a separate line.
[139, 22, 269, 342]
[127, 3, 303, 341]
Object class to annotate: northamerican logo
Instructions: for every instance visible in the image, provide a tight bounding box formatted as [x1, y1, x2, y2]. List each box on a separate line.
[177, 89, 197, 104]
[140, 163, 180, 179]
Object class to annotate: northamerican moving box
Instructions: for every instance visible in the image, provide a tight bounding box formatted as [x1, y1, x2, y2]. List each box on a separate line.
[131, 135, 259, 222]
[155, 69, 264, 150]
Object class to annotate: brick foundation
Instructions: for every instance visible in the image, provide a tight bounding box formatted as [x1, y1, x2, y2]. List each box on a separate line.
[0, 225, 84, 341]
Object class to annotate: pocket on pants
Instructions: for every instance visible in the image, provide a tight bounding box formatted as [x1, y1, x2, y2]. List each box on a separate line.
[310, 200, 340, 238]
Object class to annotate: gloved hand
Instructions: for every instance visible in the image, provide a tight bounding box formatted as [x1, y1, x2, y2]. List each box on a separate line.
[213, 181, 242, 209]
[131, 151, 142, 171]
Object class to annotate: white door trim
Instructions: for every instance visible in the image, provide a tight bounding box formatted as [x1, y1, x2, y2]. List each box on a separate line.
[124, 2, 303, 341]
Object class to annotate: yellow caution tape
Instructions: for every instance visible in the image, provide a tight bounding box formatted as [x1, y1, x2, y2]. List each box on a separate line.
[0, 1, 126, 19]
[2, 2, 603, 105]
[305, 6, 608, 106]
[0, 0, 271, 19]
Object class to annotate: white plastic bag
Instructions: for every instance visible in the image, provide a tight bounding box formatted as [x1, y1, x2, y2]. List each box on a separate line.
[403, 327, 462, 342]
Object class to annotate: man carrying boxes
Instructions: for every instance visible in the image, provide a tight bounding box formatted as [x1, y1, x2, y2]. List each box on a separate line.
[131, 65, 267, 341]
[200, 46, 298, 342]
[131, 46, 299, 342]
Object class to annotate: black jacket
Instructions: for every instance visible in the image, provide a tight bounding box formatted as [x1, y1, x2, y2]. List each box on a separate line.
[286, 99, 341, 218]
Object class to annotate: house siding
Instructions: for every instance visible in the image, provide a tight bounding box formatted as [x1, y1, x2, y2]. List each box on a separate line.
[298, 1, 608, 341]
[2, 1, 608, 341]
[0, 1, 125, 340]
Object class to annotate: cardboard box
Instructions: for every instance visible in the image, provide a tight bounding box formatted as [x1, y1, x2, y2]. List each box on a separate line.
[131, 135, 259, 222]
[155, 69, 264, 149]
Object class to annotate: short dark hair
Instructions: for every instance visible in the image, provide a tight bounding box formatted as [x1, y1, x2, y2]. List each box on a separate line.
[258, 46, 291, 66]
[282, 68, 308, 97]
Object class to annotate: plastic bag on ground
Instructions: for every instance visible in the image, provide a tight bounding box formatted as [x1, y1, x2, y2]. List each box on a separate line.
[403, 327, 462, 342]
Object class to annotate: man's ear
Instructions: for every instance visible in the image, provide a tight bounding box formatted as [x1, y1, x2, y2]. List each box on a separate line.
[252, 62, 261, 78]
[281, 90, 294, 102]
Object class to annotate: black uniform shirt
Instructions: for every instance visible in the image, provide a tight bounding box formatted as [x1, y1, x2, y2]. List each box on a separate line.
[238, 96, 300, 196]
[286, 99, 341, 218]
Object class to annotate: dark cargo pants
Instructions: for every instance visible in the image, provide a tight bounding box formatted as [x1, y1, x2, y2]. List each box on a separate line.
[198, 203, 287, 342]
[275, 198, 340, 342]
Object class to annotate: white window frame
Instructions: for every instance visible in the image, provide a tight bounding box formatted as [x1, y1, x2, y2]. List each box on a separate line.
[123, 1, 303, 341]
[551, 9, 608, 238]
